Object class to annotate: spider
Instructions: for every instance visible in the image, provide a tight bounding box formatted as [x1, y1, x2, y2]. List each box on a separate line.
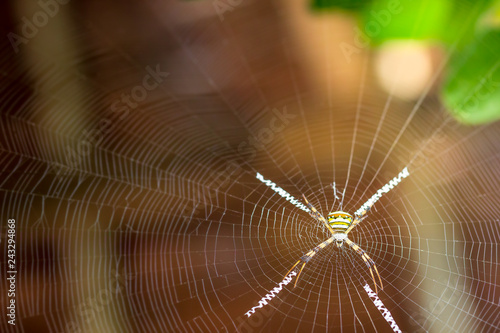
[284, 194, 383, 293]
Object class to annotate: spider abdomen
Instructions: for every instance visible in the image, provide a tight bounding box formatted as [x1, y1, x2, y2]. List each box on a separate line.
[327, 211, 353, 233]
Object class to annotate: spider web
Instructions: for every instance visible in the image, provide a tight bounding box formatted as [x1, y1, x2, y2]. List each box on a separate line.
[0, 1, 499, 332]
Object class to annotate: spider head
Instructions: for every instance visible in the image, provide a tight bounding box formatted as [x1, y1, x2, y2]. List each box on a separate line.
[333, 233, 347, 248]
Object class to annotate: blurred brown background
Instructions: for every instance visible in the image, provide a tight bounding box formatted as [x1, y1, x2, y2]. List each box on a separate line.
[0, 0, 499, 332]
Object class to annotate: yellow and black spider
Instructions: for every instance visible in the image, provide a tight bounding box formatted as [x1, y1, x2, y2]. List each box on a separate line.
[284, 195, 383, 293]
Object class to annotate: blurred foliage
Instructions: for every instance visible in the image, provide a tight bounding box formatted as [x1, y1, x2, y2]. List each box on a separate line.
[312, 0, 493, 45]
[442, 29, 500, 124]
[362, 0, 451, 44]
[311, 0, 500, 124]
[361, 0, 492, 47]
[311, 0, 372, 11]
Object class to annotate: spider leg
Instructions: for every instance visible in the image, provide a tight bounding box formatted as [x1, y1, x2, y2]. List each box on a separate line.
[348, 167, 409, 234]
[345, 238, 383, 293]
[284, 260, 301, 278]
[302, 194, 335, 235]
[346, 214, 368, 234]
[284, 236, 335, 287]
[295, 262, 307, 287]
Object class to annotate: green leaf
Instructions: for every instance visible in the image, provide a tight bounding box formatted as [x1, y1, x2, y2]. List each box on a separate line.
[442, 29, 500, 124]
[362, 0, 450, 44]
[360, 0, 492, 47]
[443, 0, 494, 47]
